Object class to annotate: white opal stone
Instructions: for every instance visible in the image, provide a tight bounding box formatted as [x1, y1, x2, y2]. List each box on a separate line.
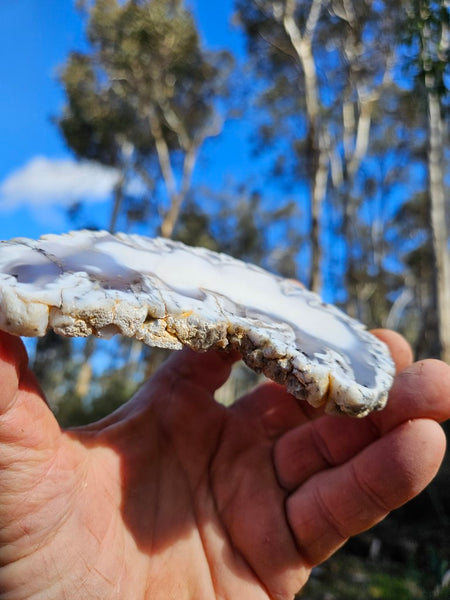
[0, 230, 395, 416]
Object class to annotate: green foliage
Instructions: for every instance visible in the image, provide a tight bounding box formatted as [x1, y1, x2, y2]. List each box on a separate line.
[84, 365, 140, 424]
[83, 0, 224, 144]
[403, 0, 450, 99]
[297, 538, 450, 599]
[32, 332, 80, 409]
[176, 191, 304, 279]
[174, 200, 220, 252]
[51, 370, 139, 428]
[58, 0, 232, 233]
[60, 0, 227, 153]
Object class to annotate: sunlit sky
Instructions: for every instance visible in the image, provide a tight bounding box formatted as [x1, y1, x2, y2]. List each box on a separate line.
[0, 0, 256, 241]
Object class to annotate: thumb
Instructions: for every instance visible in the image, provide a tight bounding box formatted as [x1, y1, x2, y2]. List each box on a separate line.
[0, 331, 60, 455]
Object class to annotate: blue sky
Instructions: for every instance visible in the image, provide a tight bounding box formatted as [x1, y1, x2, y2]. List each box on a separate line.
[0, 0, 255, 241]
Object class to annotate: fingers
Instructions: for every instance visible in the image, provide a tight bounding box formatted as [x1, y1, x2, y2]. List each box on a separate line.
[274, 415, 378, 490]
[279, 331, 449, 567]
[371, 329, 414, 373]
[275, 358, 450, 491]
[274, 334, 450, 491]
[286, 418, 446, 566]
[233, 381, 320, 439]
[236, 329, 414, 442]
[94, 346, 241, 431]
[148, 348, 240, 394]
[368, 329, 450, 428]
[0, 331, 29, 413]
[369, 358, 450, 433]
[162, 347, 242, 396]
[0, 331, 59, 452]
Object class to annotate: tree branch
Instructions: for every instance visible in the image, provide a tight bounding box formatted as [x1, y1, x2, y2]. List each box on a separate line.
[109, 171, 126, 234]
[282, 0, 322, 121]
[428, 86, 450, 362]
[160, 140, 200, 239]
[347, 95, 373, 177]
[148, 112, 178, 202]
[159, 100, 190, 150]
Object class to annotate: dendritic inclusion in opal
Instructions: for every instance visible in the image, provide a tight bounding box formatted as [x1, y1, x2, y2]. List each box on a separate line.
[0, 230, 395, 416]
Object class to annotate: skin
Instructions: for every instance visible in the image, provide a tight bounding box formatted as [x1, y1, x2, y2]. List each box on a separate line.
[0, 329, 449, 599]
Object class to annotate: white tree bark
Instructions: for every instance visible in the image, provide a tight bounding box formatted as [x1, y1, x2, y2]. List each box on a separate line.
[428, 88, 450, 363]
[281, 0, 327, 293]
[148, 112, 200, 240]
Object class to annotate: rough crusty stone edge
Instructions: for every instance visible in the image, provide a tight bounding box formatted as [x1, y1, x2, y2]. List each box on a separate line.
[0, 284, 392, 417]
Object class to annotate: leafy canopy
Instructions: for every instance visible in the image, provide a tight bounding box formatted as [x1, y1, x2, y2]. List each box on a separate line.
[59, 0, 230, 167]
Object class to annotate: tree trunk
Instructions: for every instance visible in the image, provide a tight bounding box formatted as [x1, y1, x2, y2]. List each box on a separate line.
[148, 112, 202, 240]
[282, 0, 326, 293]
[310, 135, 328, 293]
[428, 88, 450, 363]
[109, 172, 126, 233]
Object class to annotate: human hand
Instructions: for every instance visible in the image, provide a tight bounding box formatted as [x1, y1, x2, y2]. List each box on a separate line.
[0, 330, 448, 599]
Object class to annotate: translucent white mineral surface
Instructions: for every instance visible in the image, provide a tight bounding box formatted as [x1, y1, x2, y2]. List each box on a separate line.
[0, 230, 395, 416]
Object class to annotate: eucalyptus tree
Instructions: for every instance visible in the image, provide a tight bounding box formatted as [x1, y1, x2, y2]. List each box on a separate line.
[58, 0, 232, 236]
[382, 0, 450, 361]
[54, 0, 233, 413]
[402, 0, 450, 361]
[235, 0, 432, 337]
[235, 1, 404, 298]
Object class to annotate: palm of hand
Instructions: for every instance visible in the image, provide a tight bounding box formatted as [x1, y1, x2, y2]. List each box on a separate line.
[0, 331, 448, 600]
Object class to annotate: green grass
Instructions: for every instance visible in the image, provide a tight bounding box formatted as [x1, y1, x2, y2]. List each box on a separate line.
[295, 540, 449, 600]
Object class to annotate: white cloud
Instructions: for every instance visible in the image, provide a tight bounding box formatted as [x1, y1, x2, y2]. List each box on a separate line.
[0, 156, 120, 211]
